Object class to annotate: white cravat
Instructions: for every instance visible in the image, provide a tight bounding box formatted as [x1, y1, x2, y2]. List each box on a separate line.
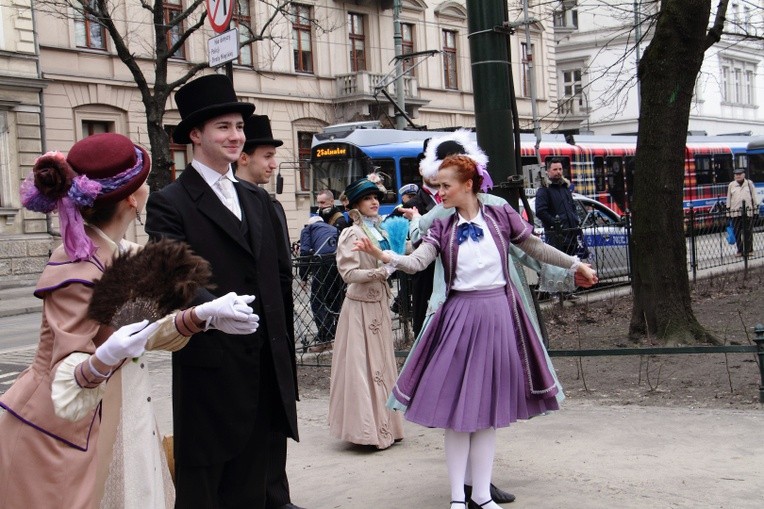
[217, 176, 241, 220]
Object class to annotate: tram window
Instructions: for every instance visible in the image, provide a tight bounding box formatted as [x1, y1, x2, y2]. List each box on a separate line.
[735, 154, 747, 172]
[694, 155, 713, 185]
[369, 158, 398, 204]
[606, 157, 626, 212]
[749, 154, 764, 182]
[593, 156, 606, 192]
[714, 154, 733, 183]
[400, 157, 422, 187]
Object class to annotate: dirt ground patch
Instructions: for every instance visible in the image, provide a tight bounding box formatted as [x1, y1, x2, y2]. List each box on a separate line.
[297, 267, 764, 409]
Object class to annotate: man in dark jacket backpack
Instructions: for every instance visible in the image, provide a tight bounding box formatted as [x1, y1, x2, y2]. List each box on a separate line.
[299, 216, 344, 352]
[316, 189, 349, 231]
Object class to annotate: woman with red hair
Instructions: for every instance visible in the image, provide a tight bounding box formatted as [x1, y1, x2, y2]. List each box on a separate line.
[355, 154, 597, 508]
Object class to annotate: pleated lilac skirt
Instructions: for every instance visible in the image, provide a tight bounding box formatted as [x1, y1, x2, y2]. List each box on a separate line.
[395, 286, 559, 432]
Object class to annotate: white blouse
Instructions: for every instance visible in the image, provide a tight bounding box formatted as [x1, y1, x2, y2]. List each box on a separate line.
[451, 211, 507, 291]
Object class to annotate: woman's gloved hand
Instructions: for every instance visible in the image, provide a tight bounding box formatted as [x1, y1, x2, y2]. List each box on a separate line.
[94, 320, 160, 366]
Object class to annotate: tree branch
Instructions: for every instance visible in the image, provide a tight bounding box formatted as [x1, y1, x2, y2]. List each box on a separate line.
[705, 0, 729, 50]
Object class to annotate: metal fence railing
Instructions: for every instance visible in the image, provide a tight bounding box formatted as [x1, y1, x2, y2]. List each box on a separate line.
[292, 254, 415, 366]
[686, 203, 762, 280]
[291, 206, 761, 366]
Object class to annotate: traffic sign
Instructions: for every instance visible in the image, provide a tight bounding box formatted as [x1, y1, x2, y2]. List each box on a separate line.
[205, 0, 234, 34]
[208, 29, 239, 67]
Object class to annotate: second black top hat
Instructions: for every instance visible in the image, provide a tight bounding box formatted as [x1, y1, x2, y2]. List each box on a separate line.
[244, 115, 284, 150]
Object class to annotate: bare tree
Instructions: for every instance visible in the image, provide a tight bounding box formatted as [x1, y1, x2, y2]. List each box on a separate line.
[36, 0, 300, 190]
[629, 0, 731, 343]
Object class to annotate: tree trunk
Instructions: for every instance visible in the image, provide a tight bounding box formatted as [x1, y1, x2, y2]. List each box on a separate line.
[629, 0, 716, 344]
[144, 99, 174, 192]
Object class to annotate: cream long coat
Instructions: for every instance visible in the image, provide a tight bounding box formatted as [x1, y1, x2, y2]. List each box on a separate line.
[328, 218, 404, 449]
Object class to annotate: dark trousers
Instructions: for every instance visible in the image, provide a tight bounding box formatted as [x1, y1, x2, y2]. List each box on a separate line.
[411, 262, 435, 337]
[174, 344, 277, 509]
[309, 261, 344, 343]
[546, 228, 579, 257]
[265, 431, 291, 508]
[732, 216, 754, 254]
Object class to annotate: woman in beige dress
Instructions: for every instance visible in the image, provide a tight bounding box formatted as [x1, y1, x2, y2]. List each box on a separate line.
[0, 133, 258, 508]
[328, 177, 405, 449]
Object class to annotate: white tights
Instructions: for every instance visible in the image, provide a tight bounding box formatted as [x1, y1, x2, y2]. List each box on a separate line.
[445, 428, 502, 509]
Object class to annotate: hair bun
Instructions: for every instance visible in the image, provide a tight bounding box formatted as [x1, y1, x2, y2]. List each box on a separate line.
[33, 152, 74, 200]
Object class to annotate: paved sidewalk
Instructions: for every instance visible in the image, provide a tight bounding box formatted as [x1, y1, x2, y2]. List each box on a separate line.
[136, 350, 764, 509]
[2, 284, 763, 508]
[0, 285, 42, 318]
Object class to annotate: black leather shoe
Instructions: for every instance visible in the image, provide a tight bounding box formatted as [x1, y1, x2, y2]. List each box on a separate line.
[464, 483, 515, 506]
[275, 504, 306, 509]
[490, 483, 516, 504]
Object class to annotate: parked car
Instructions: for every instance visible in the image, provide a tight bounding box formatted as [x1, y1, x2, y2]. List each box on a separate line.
[520, 193, 630, 280]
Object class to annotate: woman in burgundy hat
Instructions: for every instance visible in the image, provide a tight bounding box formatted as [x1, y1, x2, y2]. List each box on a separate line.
[0, 133, 259, 509]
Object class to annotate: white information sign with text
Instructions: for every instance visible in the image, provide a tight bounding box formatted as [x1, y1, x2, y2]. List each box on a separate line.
[208, 29, 239, 68]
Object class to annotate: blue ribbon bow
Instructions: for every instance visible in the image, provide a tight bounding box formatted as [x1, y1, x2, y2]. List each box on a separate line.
[457, 222, 484, 245]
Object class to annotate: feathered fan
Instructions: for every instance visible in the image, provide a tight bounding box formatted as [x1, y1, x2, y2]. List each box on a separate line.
[88, 239, 214, 328]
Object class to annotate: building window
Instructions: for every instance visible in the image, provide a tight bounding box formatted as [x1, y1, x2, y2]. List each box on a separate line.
[401, 23, 415, 75]
[233, 1, 252, 66]
[730, 3, 739, 32]
[520, 42, 536, 97]
[721, 58, 756, 106]
[553, 1, 578, 29]
[165, 126, 189, 180]
[164, 0, 185, 60]
[292, 4, 314, 73]
[74, 1, 106, 50]
[298, 130, 314, 191]
[82, 120, 112, 136]
[348, 12, 366, 72]
[558, 69, 583, 115]
[443, 29, 458, 90]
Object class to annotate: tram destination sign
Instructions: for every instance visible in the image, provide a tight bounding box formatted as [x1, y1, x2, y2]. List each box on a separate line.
[314, 146, 349, 158]
[208, 29, 238, 68]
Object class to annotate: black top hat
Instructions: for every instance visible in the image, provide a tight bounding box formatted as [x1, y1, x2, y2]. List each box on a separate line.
[243, 115, 284, 151]
[173, 74, 255, 144]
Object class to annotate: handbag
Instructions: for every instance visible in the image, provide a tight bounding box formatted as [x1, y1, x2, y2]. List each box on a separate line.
[726, 220, 736, 245]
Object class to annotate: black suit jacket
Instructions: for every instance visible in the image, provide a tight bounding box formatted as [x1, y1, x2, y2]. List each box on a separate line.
[399, 188, 438, 335]
[145, 165, 298, 466]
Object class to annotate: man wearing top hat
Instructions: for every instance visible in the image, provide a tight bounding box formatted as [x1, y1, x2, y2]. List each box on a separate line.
[145, 74, 298, 509]
[236, 114, 305, 509]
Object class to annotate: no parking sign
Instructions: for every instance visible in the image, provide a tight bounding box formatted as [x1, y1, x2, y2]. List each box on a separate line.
[206, 0, 234, 34]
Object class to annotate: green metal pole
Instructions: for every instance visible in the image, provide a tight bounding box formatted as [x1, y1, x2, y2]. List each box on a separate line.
[465, 0, 518, 209]
[754, 324, 764, 403]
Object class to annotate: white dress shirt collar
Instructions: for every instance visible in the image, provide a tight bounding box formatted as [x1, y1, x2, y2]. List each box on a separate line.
[191, 160, 239, 187]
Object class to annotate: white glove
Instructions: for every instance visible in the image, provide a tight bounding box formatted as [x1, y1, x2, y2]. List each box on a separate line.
[94, 320, 160, 366]
[194, 292, 260, 335]
[212, 314, 260, 335]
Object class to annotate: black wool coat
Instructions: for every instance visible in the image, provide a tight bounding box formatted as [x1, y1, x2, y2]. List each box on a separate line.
[145, 165, 298, 467]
